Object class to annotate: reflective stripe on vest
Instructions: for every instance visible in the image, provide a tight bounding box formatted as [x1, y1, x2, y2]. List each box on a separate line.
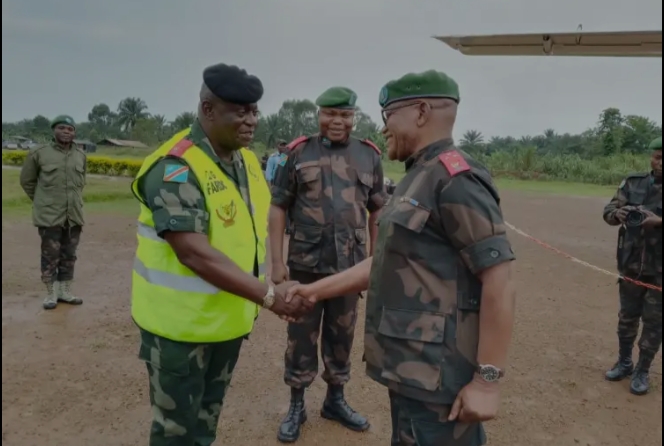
[130, 130, 270, 343]
[135, 223, 267, 290]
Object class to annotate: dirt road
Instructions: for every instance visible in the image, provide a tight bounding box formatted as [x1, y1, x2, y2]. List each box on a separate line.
[2, 191, 662, 446]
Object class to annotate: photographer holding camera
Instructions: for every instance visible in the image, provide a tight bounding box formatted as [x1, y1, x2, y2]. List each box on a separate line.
[603, 136, 662, 396]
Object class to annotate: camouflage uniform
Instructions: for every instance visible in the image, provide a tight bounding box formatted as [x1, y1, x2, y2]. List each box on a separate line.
[364, 140, 515, 446]
[603, 171, 662, 393]
[19, 139, 87, 309]
[271, 134, 387, 436]
[135, 121, 256, 446]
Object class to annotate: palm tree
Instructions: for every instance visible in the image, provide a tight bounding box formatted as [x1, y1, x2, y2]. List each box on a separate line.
[460, 130, 485, 156]
[172, 112, 196, 132]
[117, 97, 149, 134]
[461, 130, 484, 146]
[152, 114, 167, 141]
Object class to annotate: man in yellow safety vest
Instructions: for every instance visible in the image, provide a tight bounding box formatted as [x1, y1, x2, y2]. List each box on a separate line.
[130, 63, 312, 446]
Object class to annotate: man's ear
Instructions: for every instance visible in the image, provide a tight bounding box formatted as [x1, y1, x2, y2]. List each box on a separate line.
[416, 102, 430, 128]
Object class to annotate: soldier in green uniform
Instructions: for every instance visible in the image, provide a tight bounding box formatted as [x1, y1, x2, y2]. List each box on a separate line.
[603, 136, 662, 396]
[19, 115, 86, 310]
[269, 87, 388, 443]
[132, 63, 313, 446]
[285, 71, 517, 446]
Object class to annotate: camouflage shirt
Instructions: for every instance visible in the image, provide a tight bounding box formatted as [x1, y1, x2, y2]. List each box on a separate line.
[271, 135, 388, 274]
[136, 121, 251, 238]
[603, 172, 662, 278]
[19, 140, 87, 228]
[363, 140, 516, 405]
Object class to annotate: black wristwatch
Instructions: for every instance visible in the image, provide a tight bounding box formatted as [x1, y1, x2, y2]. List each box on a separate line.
[477, 364, 505, 383]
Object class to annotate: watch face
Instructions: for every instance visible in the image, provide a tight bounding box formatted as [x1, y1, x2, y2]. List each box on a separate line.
[480, 366, 501, 382]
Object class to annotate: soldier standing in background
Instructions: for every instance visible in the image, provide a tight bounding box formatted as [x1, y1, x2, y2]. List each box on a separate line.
[19, 115, 86, 310]
[286, 71, 518, 446]
[603, 136, 662, 396]
[269, 86, 388, 443]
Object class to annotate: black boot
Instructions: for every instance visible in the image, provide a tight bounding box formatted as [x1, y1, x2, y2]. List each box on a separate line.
[321, 385, 370, 432]
[605, 357, 634, 381]
[277, 388, 307, 443]
[631, 357, 652, 396]
[605, 343, 634, 382]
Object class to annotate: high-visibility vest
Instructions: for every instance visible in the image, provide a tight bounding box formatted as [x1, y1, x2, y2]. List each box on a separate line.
[130, 129, 270, 343]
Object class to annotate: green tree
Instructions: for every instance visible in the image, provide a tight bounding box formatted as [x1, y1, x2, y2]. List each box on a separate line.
[598, 107, 624, 155]
[622, 115, 662, 154]
[460, 130, 486, 156]
[171, 112, 196, 132]
[117, 97, 149, 133]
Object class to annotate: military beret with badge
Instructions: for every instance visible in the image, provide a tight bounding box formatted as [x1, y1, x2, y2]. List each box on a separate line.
[203, 63, 264, 105]
[650, 137, 662, 151]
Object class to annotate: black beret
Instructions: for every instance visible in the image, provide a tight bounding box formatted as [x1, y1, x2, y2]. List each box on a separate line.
[203, 63, 264, 105]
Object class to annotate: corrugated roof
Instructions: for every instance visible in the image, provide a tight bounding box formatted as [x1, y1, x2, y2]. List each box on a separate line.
[97, 138, 149, 148]
[74, 139, 95, 145]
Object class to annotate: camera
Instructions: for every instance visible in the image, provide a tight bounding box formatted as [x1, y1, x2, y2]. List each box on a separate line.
[625, 210, 646, 227]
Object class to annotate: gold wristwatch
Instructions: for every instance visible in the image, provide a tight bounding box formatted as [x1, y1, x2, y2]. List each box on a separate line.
[262, 285, 275, 309]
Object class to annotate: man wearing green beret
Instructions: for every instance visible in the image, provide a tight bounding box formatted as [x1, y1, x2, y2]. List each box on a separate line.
[286, 71, 518, 446]
[19, 115, 86, 310]
[269, 86, 388, 442]
[603, 136, 662, 396]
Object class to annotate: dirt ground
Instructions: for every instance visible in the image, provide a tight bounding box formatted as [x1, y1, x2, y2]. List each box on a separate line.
[2, 190, 662, 446]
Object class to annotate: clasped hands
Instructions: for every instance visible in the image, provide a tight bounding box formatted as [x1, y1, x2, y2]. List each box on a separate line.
[268, 264, 318, 322]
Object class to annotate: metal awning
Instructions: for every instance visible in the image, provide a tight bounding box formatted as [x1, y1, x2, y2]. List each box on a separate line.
[434, 30, 662, 57]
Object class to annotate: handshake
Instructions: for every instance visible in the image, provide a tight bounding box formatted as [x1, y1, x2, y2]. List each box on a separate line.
[265, 280, 318, 323]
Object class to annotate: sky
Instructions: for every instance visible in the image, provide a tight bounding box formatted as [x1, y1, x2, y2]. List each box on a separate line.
[2, 0, 662, 139]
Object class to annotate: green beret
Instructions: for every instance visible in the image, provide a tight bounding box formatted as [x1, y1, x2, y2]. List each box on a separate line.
[649, 137, 662, 150]
[315, 87, 358, 109]
[379, 70, 460, 108]
[51, 115, 76, 129]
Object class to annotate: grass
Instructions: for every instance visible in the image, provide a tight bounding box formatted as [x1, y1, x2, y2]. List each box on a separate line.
[2, 169, 138, 218]
[383, 159, 615, 197]
[92, 146, 153, 159]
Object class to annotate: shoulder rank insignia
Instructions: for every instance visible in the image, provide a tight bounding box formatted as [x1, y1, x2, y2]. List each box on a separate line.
[287, 135, 310, 151]
[163, 164, 190, 183]
[438, 150, 471, 177]
[167, 138, 194, 158]
[361, 139, 382, 155]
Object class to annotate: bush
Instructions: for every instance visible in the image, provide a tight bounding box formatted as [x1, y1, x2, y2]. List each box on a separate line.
[2, 150, 143, 177]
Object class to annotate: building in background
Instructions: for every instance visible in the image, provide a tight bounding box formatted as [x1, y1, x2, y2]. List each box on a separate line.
[96, 138, 149, 149]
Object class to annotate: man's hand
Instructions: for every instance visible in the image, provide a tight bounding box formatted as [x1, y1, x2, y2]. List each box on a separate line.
[271, 262, 289, 285]
[615, 206, 635, 224]
[269, 281, 314, 322]
[448, 375, 501, 423]
[285, 283, 319, 304]
[640, 209, 662, 230]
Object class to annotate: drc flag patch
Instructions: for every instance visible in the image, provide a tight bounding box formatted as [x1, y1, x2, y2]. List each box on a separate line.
[163, 164, 190, 183]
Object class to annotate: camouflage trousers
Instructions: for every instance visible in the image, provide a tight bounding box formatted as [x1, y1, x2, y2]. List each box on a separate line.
[138, 328, 244, 446]
[389, 391, 487, 446]
[284, 270, 360, 389]
[37, 225, 82, 283]
[618, 277, 663, 369]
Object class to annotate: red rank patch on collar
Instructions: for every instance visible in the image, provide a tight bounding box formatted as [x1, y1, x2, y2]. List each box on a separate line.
[438, 150, 471, 176]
